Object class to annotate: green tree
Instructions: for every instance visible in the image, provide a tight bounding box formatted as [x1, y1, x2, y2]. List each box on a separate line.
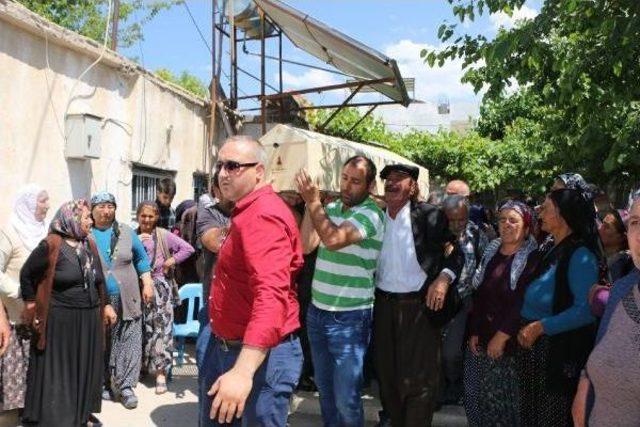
[17, 0, 181, 48]
[308, 107, 394, 145]
[476, 89, 541, 140]
[155, 68, 209, 99]
[424, 0, 640, 186]
[387, 126, 552, 195]
[308, 107, 552, 196]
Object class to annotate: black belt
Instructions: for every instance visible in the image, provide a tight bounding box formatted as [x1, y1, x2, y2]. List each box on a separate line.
[375, 288, 425, 302]
[214, 331, 299, 351]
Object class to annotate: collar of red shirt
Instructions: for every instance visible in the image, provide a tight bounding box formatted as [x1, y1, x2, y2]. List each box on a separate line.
[233, 184, 274, 215]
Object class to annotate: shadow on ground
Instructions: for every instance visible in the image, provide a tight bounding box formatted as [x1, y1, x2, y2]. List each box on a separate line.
[150, 401, 199, 427]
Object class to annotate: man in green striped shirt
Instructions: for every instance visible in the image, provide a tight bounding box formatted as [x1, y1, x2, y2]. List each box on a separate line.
[295, 155, 384, 427]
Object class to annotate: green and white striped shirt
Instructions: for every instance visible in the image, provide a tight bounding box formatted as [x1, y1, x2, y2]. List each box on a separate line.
[311, 197, 385, 311]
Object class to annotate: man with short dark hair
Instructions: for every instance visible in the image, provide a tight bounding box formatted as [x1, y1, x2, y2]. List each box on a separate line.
[295, 155, 385, 427]
[156, 178, 177, 229]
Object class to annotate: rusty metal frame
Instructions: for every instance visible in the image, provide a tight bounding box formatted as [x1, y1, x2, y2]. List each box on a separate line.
[317, 82, 365, 131]
[259, 77, 394, 101]
[343, 104, 378, 138]
[214, 2, 407, 136]
[238, 100, 398, 113]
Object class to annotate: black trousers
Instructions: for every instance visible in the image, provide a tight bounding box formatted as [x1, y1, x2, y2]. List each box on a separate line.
[374, 292, 441, 427]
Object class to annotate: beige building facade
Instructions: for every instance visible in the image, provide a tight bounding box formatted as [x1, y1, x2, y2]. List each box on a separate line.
[0, 1, 213, 224]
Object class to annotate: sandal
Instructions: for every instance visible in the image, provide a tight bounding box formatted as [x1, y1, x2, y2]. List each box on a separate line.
[155, 380, 168, 395]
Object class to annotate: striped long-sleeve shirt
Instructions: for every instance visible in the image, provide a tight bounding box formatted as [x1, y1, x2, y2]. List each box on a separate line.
[311, 197, 384, 311]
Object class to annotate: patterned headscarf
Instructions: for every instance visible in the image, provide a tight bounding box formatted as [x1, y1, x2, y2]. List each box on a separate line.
[10, 183, 48, 250]
[49, 199, 96, 290]
[49, 199, 91, 240]
[90, 191, 117, 208]
[498, 200, 533, 229]
[556, 173, 593, 201]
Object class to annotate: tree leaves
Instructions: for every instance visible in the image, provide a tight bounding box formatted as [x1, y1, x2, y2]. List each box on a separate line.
[426, 0, 640, 188]
[307, 106, 554, 196]
[16, 0, 181, 49]
[156, 68, 209, 99]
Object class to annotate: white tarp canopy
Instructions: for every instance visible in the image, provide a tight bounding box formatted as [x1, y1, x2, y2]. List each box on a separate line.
[253, 0, 410, 106]
[260, 124, 429, 198]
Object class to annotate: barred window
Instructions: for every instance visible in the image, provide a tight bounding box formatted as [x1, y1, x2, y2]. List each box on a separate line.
[131, 164, 175, 214]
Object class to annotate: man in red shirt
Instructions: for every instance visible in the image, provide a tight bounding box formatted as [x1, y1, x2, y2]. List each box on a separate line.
[199, 136, 304, 427]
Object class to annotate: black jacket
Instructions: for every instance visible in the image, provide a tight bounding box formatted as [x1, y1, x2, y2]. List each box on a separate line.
[410, 200, 461, 284]
[410, 200, 463, 327]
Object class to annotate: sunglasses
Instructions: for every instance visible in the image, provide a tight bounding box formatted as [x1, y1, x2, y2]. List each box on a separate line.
[215, 160, 259, 173]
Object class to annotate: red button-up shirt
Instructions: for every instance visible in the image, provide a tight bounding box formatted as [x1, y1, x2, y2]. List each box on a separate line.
[210, 185, 303, 348]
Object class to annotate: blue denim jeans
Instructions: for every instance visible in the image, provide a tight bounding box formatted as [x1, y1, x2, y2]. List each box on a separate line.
[198, 330, 303, 427]
[196, 325, 211, 422]
[306, 304, 373, 427]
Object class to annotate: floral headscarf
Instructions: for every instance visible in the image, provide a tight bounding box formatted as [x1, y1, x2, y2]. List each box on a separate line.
[49, 199, 91, 240]
[557, 173, 593, 201]
[49, 199, 96, 290]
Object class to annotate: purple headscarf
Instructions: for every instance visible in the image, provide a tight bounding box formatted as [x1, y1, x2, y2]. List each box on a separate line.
[499, 200, 533, 229]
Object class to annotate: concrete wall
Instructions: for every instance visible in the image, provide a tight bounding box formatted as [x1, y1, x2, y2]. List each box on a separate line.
[0, 1, 210, 224]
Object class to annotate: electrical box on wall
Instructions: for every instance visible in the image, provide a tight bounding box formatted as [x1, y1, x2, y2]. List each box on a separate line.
[64, 114, 102, 159]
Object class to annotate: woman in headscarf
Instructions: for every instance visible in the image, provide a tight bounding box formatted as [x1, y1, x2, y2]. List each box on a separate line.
[0, 184, 48, 421]
[20, 199, 116, 427]
[516, 189, 603, 426]
[552, 173, 592, 200]
[539, 173, 596, 255]
[135, 201, 194, 394]
[89, 192, 152, 410]
[463, 201, 539, 426]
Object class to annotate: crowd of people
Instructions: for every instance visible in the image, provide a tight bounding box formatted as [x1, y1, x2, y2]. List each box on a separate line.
[0, 135, 638, 427]
[0, 182, 195, 426]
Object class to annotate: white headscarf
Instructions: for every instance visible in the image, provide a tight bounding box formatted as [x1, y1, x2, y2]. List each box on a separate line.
[9, 184, 48, 251]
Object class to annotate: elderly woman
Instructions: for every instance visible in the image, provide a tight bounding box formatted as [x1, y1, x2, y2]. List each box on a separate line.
[20, 200, 115, 426]
[90, 192, 153, 410]
[463, 201, 539, 426]
[517, 189, 603, 426]
[0, 184, 48, 420]
[572, 198, 640, 427]
[135, 201, 194, 394]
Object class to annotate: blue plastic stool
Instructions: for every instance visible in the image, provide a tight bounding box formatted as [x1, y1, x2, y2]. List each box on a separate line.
[172, 283, 203, 367]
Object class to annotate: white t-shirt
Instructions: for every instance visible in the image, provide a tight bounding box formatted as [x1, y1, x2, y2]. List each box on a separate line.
[376, 202, 427, 293]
